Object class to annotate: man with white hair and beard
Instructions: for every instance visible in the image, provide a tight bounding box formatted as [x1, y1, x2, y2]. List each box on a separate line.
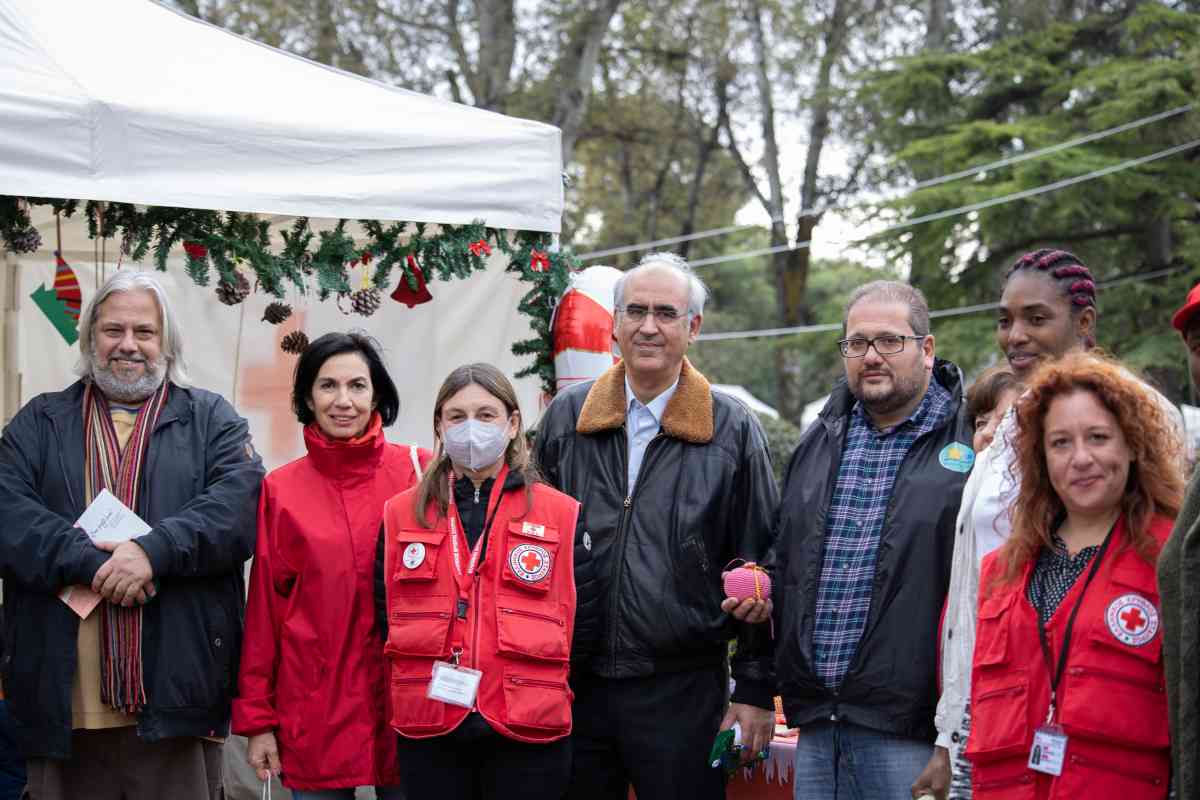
[0, 272, 263, 800]
[766, 280, 973, 799]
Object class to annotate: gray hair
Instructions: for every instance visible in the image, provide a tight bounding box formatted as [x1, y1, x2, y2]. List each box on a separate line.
[76, 271, 191, 387]
[613, 251, 709, 318]
[842, 280, 931, 337]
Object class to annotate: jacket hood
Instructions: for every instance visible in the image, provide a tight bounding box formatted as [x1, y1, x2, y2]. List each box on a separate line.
[818, 357, 966, 427]
[576, 357, 713, 444]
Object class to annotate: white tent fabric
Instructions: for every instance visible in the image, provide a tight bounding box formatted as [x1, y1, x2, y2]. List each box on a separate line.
[0, 0, 563, 233]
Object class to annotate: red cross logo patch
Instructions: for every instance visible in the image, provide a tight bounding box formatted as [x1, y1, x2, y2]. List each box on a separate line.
[1105, 593, 1158, 647]
[509, 543, 551, 584]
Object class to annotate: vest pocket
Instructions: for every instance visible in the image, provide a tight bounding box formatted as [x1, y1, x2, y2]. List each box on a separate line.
[501, 522, 559, 594]
[390, 673, 446, 731]
[392, 529, 446, 582]
[502, 668, 572, 732]
[495, 599, 569, 662]
[1059, 662, 1168, 749]
[386, 595, 453, 658]
[1054, 752, 1168, 797]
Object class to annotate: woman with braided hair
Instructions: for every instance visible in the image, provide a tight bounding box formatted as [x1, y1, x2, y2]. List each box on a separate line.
[914, 249, 1184, 800]
[995, 249, 1098, 381]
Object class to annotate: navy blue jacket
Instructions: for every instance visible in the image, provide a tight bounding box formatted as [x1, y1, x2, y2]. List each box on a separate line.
[0, 381, 263, 758]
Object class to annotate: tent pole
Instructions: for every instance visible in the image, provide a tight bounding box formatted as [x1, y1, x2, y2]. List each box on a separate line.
[231, 298, 246, 408]
[1, 252, 20, 425]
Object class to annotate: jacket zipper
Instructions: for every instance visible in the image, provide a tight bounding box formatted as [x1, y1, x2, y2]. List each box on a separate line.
[607, 431, 661, 674]
[391, 675, 428, 686]
[390, 610, 451, 622]
[46, 415, 80, 512]
[508, 675, 567, 690]
[973, 773, 1033, 790]
[1067, 665, 1164, 693]
[500, 607, 564, 626]
[1069, 754, 1163, 785]
[974, 685, 1024, 703]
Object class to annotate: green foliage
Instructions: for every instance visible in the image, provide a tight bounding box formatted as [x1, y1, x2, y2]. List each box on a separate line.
[756, 411, 802, 486]
[858, 2, 1200, 403]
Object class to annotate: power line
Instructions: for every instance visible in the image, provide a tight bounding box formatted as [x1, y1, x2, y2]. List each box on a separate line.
[687, 137, 1200, 269]
[696, 265, 1188, 342]
[577, 103, 1195, 262]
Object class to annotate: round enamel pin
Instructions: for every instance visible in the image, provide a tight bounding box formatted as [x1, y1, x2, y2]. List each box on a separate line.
[402, 542, 426, 569]
[509, 543, 551, 583]
[938, 442, 975, 473]
[1105, 593, 1158, 647]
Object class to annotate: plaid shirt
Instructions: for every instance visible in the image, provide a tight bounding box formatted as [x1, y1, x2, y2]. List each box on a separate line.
[812, 377, 953, 688]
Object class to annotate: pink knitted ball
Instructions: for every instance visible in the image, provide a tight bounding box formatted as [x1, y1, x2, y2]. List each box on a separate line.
[723, 565, 772, 602]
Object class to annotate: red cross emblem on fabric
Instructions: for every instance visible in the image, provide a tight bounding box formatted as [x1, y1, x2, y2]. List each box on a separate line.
[1120, 606, 1147, 632]
[1106, 593, 1158, 647]
[508, 543, 552, 584]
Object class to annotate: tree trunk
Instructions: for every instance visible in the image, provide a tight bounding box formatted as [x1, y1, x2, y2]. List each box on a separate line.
[926, 0, 951, 51]
[773, 0, 851, 420]
[550, 0, 623, 167]
[474, 0, 517, 111]
[313, 0, 339, 66]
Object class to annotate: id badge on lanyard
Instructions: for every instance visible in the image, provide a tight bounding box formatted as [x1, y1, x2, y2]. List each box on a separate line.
[427, 468, 505, 708]
[1029, 523, 1115, 777]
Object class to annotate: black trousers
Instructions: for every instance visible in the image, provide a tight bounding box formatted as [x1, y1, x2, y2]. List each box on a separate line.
[564, 667, 727, 800]
[396, 713, 570, 800]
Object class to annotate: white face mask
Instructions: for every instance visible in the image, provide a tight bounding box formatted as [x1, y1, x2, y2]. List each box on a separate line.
[442, 418, 511, 471]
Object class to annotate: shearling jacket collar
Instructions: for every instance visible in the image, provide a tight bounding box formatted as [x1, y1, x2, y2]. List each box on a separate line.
[576, 357, 713, 444]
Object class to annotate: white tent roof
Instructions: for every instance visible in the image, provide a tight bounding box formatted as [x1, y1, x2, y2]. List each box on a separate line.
[0, 0, 563, 232]
[711, 384, 780, 419]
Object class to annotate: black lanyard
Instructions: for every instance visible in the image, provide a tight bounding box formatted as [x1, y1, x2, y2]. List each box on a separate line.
[1035, 520, 1116, 724]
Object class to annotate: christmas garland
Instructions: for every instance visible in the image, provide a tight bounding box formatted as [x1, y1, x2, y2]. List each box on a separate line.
[0, 196, 573, 396]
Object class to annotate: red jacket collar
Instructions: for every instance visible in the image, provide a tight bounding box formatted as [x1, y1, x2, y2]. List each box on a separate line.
[303, 412, 385, 479]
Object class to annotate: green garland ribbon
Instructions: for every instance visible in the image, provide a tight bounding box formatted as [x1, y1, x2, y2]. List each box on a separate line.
[0, 196, 574, 396]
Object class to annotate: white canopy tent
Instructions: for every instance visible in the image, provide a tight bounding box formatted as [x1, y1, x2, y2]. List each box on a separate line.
[0, 0, 563, 232]
[0, 0, 566, 448]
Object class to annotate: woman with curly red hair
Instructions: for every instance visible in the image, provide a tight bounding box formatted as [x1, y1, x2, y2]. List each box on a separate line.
[965, 351, 1184, 799]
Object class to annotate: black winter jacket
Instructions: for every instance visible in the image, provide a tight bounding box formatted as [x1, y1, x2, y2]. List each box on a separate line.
[769, 359, 972, 741]
[0, 381, 264, 758]
[534, 359, 779, 708]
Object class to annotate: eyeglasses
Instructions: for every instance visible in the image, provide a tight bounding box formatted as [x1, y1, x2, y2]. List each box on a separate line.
[837, 334, 925, 358]
[616, 304, 688, 325]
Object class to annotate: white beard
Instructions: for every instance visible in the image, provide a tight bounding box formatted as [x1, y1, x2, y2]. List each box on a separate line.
[90, 350, 168, 403]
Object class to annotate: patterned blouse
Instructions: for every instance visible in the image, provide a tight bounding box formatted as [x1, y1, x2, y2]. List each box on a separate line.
[1026, 531, 1101, 625]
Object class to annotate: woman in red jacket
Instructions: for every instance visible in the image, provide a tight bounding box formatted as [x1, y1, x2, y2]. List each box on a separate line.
[380, 363, 579, 800]
[233, 333, 431, 799]
[966, 352, 1184, 799]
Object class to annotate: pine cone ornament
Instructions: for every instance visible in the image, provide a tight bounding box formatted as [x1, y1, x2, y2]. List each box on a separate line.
[262, 301, 293, 324]
[280, 330, 309, 355]
[7, 227, 42, 254]
[215, 272, 250, 306]
[349, 287, 382, 317]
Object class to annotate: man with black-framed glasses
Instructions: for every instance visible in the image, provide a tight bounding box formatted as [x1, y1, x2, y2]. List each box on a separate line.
[765, 280, 973, 799]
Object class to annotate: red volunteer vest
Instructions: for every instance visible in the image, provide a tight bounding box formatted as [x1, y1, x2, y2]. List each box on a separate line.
[382, 469, 580, 743]
[966, 515, 1172, 800]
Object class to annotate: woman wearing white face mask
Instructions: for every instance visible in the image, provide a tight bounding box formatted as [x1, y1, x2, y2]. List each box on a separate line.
[375, 363, 581, 800]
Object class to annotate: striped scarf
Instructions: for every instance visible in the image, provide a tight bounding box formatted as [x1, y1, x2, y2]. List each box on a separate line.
[82, 379, 169, 713]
